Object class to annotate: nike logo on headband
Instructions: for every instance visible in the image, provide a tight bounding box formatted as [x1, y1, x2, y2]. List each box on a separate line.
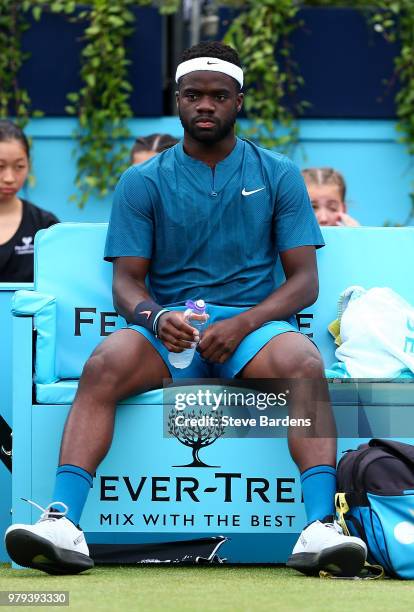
[175, 58, 244, 88]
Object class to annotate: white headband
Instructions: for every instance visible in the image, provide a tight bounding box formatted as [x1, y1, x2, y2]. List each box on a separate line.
[175, 57, 244, 88]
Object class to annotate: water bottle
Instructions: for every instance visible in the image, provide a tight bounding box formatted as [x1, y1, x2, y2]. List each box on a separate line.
[168, 299, 207, 369]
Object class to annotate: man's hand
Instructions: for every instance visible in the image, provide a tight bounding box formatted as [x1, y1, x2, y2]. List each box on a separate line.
[198, 316, 250, 363]
[157, 311, 207, 353]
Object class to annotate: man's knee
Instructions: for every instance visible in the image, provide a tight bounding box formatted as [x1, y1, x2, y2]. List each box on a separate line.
[296, 353, 325, 379]
[80, 348, 120, 392]
[272, 350, 325, 379]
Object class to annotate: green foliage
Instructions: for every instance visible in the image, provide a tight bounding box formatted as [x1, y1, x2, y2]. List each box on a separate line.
[222, 0, 414, 223]
[1, 1, 413, 218]
[367, 1, 414, 221]
[0, 0, 171, 208]
[17, 0, 140, 208]
[156, 0, 181, 15]
[64, 0, 138, 208]
[368, 2, 414, 154]
[223, 0, 303, 152]
[0, 0, 38, 126]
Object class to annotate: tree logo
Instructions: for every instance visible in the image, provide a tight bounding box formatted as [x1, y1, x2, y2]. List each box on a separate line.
[168, 408, 225, 468]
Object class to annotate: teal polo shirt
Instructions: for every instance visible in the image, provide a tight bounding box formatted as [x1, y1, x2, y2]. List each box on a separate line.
[104, 138, 324, 307]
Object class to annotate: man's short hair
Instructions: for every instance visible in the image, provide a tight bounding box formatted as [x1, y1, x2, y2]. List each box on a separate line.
[180, 41, 241, 67]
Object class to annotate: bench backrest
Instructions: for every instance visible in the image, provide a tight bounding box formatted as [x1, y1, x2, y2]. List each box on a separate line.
[30, 223, 414, 381]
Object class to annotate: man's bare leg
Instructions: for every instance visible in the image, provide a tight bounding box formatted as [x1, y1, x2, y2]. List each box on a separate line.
[240, 332, 366, 576]
[5, 329, 170, 574]
[240, 332, 336, 471]
[60, 328, 169, 473]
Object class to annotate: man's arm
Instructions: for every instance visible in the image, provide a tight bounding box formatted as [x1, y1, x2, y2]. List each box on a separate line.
[198, 245, 318, 363]
[112, 257, 151, 320]
[113, 257, 200, 353]
[237, 245, 318, 333]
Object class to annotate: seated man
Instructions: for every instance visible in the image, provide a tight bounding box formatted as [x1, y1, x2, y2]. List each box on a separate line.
[5, 41, 366, 577]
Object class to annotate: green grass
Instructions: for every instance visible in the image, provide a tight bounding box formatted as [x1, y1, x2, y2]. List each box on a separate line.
[2, 564, 414, 612]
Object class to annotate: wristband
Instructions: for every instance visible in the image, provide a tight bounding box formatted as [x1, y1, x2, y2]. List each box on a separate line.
[152, 309, 169, 338]
[133, 300, 169, 335]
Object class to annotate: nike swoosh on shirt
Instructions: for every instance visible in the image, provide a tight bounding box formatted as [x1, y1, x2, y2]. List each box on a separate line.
[241, 187, 265, 196]
[207, 61, 218, 65]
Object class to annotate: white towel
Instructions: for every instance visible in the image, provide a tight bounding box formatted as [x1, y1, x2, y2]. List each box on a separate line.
[335, 287, 414, 378]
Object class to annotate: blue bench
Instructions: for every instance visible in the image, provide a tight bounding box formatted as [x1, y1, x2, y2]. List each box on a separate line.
[0, 283, 32, 562]
[10, 223, 414, 564]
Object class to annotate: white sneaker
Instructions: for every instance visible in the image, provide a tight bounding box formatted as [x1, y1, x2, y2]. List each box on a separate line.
[287, 519, 367, 577]
[5, 500, 94, 575]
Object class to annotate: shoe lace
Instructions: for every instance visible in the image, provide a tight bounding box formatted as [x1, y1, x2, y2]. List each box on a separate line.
[323, 520, 343, 535]
[22, 498, 68, 522]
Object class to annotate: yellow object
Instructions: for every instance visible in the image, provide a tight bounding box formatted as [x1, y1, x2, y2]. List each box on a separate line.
[326, 493, 385, 580]
[328, 318, 342, 346]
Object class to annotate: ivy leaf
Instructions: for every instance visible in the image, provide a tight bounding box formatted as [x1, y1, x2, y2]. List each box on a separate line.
[85, 26, 100, 36]
[85, 73, 96, 88]
[33, 6, 42, 21]
[51, 2, 64, 13]
[67, 92, 79, 102]
[108, 16, 124, 27]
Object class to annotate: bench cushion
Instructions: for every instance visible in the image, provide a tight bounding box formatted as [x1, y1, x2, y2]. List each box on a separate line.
[35, 378, 414, 406]
[36, 381, 163, 405]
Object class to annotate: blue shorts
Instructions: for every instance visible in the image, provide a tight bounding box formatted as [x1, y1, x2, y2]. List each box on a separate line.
[127, 304, 301, 379]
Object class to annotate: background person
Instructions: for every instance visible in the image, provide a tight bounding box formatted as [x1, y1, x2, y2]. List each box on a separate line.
[302, 167, 360, 227]
[130, 133, 179, 165]
[0, 120, 59, 282]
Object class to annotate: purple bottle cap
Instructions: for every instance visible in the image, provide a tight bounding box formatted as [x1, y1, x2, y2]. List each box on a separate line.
[185, 299, 206, 314]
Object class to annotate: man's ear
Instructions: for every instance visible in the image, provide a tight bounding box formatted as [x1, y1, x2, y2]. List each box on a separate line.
[237, 92, 244, 113]
[175, 90, 179, 109]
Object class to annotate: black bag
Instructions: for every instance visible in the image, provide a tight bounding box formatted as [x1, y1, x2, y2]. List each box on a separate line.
[336, 438, 414, 579]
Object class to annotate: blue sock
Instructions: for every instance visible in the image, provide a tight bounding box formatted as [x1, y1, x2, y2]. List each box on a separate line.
[300, 465, 336, 524]
[51, 464, 93, 525]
